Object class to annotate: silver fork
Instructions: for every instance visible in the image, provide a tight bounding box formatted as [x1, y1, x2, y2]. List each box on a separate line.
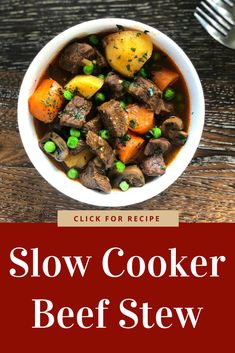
[194, 0, 235, 49]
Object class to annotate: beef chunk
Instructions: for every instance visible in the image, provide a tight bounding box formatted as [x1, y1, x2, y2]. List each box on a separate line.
[48, 64, 72, 87]
[79, 158, 111, 193]
[98, 99, 128, 138]
[83, 115, 102, 135]
[144, 138, 171, 156]
[58, 42, 96, 74]
[168, 130, 188, 146]
[104, 72, 124, 99]
[127, 77, 163, 114]
[159, 101, 174, 116]
[86, 131, 115, 169]
[140, 154, 166, 177]
[60, 95, 92, 128]
[161, 116, 184, 138]
[69, 139, 88, 155]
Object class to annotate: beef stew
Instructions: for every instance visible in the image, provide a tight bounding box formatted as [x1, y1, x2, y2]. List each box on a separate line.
[29, 27, 190, 193]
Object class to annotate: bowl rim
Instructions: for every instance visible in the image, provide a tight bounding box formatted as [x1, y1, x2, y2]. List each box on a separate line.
[17, 18, 205, 207]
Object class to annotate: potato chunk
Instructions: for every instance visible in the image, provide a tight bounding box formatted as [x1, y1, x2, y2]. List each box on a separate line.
[65, 75, 104, 98]
[64, 149, 94, 169]
[104, 30, 153, 77]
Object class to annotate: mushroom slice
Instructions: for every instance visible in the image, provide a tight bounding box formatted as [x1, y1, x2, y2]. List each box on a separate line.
[110, 165, 145, 188]
[161, 116, 184, 138]
[64, 148, 94, 169]
[83, 115, 103, 135]
[144, 138, 171, 156]
[39, 131, 69, 162]
[140, 154, 166, 177]
[79, 158, 111, 193]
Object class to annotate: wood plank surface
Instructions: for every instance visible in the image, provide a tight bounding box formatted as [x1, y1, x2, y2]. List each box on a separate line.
[0, 0, 234, 222]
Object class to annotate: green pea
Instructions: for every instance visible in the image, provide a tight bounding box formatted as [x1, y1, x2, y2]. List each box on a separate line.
[83, 64, 94, 75]
[43, 141, 56, 153]
[119, 180, 129, 192]
[115, 161, 126, 173]
[89, 34, 99, 46]
[99, 129, 110, 140]
[70, 128, 81, 138]
[164, 88, 175, 101]
[95, 92, 106, 103]
[63, 90, 73, 100]
[67, 168, 78, 179]
[119, 101, 126, 109]
[151, 127, 162, 139]
[67, 136, 79, 149]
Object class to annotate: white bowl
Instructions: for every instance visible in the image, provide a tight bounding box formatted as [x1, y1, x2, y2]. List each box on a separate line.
[18, 18, 204, 207]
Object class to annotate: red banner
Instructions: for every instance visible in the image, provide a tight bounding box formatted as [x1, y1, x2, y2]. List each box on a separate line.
[0, 223, 234, 352]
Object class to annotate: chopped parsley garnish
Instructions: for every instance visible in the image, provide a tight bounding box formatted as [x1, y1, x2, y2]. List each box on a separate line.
[113, 44, 118, 49]
[42, 97, 58, 108]
[57, 110, 63, 119]
[75, 112, 82, 120]
[147, 87, 154, 97]
[122, 80, 131, 89]
[144, 30, 150, 34]
[136, 32, 142, 37]
[166, 122, 175, 129]
[129, 120, 137, 129]
[126, 64, 131, 72]
[116, 24, 125, 30]
[179, 133, 187, 141]
[130, 47, 136, 52]
[143, 52, 148, 59]
[128, 59, 132, 62]
[120, 133, 131, 146]
[117, 55, 121, 59]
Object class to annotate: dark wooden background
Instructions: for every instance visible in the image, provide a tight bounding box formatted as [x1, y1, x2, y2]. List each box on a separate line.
[0, 0, 234, 222]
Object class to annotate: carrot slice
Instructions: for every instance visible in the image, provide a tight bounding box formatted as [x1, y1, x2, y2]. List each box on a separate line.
[152, 68, 179, 91]
[127, 104, 155, 135]
[117, 131, 145, 164]
[29, 79, 64, 123]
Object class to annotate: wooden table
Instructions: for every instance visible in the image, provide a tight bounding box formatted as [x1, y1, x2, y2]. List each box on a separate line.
[0, 0, 234, 222]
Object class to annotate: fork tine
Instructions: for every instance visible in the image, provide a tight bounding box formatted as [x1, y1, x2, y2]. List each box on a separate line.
[194, 11, 227, 46]
[201, 1, 232, 30]
[222, 0, 234, 8]
[206, 0, 235, 26]
[196, 6, 228, 35]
